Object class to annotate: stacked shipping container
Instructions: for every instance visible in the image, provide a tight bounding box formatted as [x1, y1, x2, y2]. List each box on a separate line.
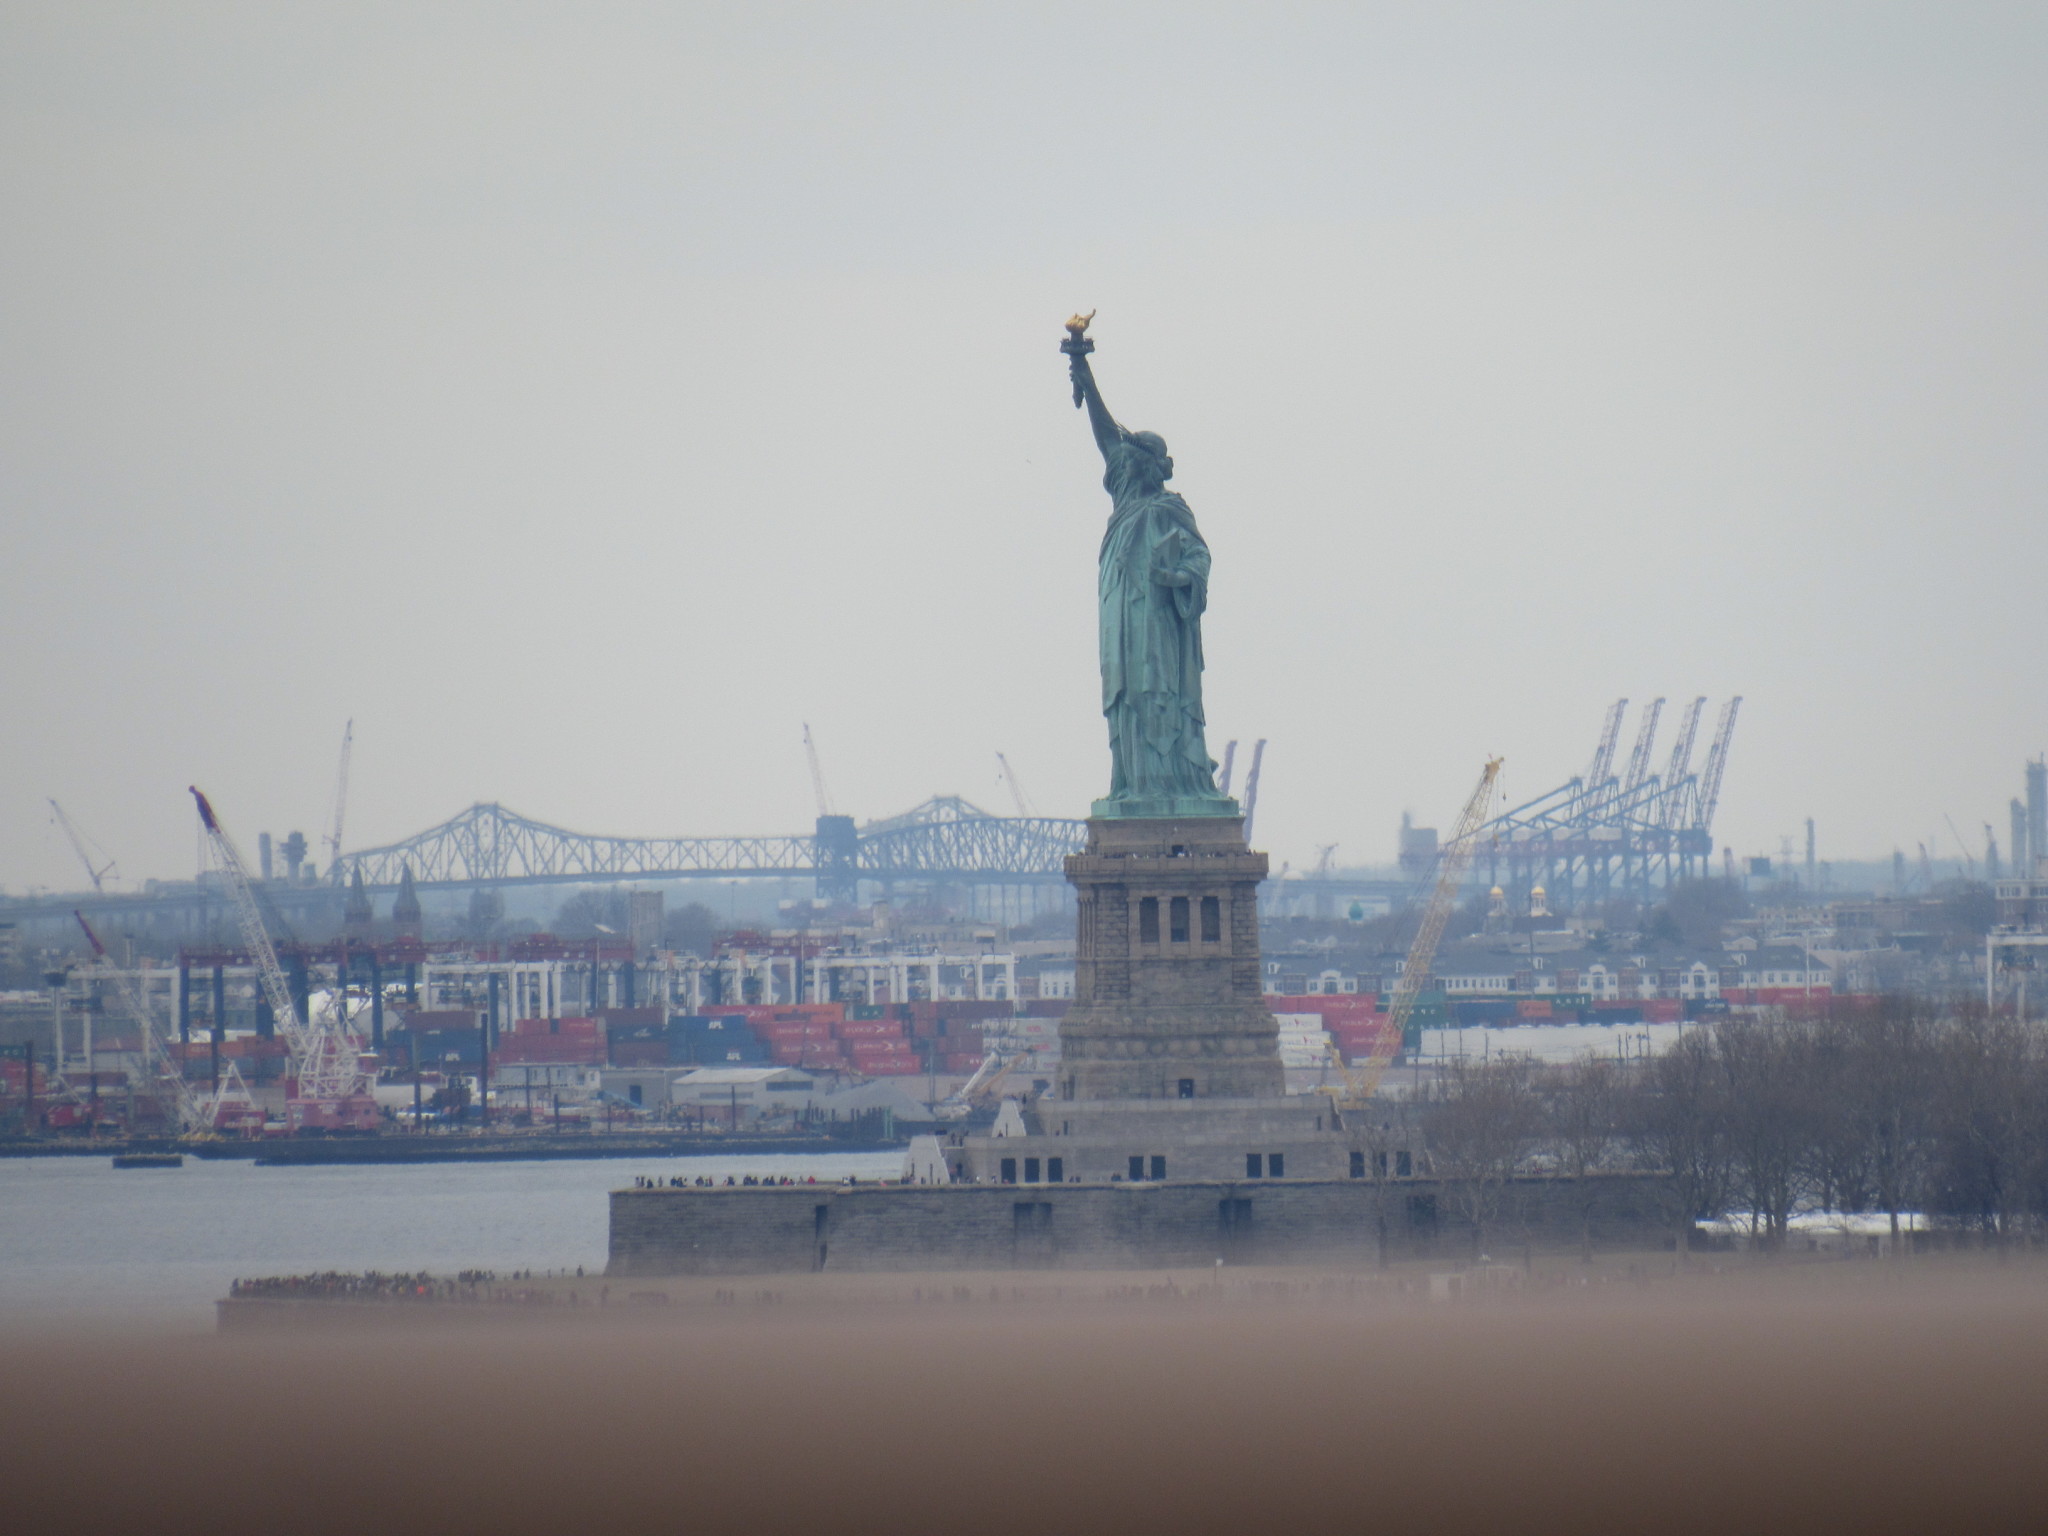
[372, 998, 1021, 1081]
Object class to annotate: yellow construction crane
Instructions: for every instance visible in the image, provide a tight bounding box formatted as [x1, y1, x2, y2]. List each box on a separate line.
[1323, 757, 1501, 1119]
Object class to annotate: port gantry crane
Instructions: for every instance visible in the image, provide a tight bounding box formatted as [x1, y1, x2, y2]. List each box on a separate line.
[1322, 757, 1503, 1123]
[190, 786, 378, 1131]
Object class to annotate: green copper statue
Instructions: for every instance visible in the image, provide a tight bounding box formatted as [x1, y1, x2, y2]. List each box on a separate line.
[1063, 313, 1237, 819]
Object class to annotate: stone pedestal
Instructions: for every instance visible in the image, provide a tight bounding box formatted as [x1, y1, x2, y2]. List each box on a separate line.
[954, 813, 1344, 1186]
[1056, 814, 1282, 1102]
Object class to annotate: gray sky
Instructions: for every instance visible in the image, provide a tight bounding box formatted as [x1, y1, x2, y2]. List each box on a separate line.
[3, 2, 2044, 893]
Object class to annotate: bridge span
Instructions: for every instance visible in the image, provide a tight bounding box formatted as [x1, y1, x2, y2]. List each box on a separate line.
[4, 797, 1092, 941]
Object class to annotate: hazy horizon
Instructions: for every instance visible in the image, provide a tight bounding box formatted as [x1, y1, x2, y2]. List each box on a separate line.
[5, 4, 2044, 894]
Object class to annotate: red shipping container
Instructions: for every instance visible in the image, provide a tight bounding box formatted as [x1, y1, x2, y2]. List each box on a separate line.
[1270, 995, 1383, 1026]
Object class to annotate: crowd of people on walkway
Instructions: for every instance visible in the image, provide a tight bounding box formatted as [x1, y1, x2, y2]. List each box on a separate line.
[228, 1267, 593, 1305]
[228, 1270, 491, 1301]
[622, 1187, 823, 1196]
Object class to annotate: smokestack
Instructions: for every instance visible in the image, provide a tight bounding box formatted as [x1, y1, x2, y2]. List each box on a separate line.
[1804, 818, 1816, 890]
[2029, 758, 2046, 877]
[2013, 799, 2031, 882]
[258, 832, 273, 882]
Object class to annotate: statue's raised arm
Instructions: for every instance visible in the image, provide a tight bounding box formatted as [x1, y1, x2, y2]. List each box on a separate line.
[1060, 311, 1124, 458]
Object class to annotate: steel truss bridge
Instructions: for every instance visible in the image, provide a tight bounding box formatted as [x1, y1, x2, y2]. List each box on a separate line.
[327, 796, 1089, 895]
[1476, 696, 1741, 913]
[5, 798, 1090, 942]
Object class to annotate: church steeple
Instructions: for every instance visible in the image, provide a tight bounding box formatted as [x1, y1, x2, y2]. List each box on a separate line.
[344, 867, 374, 934]
[391, 864, 423, 939]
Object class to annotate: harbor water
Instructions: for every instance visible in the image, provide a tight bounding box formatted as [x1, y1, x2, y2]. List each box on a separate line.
[0, 1149, 900, 1331]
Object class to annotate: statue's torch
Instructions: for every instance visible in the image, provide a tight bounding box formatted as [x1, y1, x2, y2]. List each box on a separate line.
[1061, 310, 1096, 407]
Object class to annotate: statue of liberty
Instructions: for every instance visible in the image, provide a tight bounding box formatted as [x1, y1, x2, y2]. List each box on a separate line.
[1062, 313, 1236, 819]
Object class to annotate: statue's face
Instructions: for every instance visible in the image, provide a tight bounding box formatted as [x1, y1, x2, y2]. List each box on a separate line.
[1132, 432, 1173, 482]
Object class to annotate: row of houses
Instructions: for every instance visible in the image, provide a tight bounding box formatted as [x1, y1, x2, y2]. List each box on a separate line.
[1265, 945, 1834, 1005]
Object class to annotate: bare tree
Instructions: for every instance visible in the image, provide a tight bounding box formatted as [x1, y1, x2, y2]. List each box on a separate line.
[1349, 1107, 1417, 1268]
[1422, 1058, 1542, 1257]
[1798, 1006, 1876, 1219]
[1544, 1057, 1624, 1261]
[1630, 1029, 1733, 1263]
[1717, 1014, 1813, 1251]
[1929, 1004, 2044, 1243]
[1846, 996, 1939, 1244]
[662, 901, 720, 958]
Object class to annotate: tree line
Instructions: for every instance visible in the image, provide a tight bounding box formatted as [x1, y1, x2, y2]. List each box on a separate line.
[1408, 998, 2048, 1254]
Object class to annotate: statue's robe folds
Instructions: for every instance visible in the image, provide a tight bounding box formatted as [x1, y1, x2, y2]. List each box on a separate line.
[1097, 436, 1220, 804]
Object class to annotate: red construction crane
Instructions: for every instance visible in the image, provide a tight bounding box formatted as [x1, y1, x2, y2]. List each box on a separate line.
[190, 787, 377, 1132]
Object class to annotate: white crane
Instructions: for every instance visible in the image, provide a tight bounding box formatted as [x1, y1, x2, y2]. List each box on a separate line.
[190, 787, 373, 1121]
[323, 720, 353, 873]
[995, 753, 1034, 818]
[48, 800, 118, 892]
[802, 723, 837, 818]
[71, 911, 208, 1134]
[1943, 814, 1977, 879]
[1241, 739, 1269, 842]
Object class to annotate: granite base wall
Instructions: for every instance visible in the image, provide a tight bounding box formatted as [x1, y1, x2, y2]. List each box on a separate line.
[608, 1173, 1675, 1276]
